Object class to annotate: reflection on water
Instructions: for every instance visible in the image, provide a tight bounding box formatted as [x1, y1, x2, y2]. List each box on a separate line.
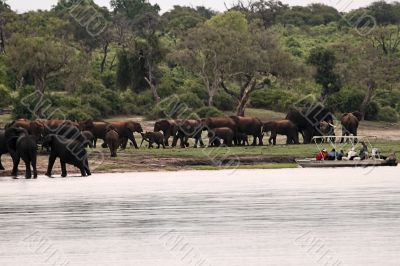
[0, 167, 399, 265]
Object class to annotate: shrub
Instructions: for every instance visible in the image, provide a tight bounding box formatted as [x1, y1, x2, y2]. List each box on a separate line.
[214, 92, 236, 111]
[377, 106, 399, 122]
[196, 106, 224, 118]
[65, 108, 93, 121]
[0, 84, 12, 108]
[12, 86, 38, 119]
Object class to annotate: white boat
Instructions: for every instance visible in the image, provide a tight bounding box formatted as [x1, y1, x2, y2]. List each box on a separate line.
[296, 136, 398, 168]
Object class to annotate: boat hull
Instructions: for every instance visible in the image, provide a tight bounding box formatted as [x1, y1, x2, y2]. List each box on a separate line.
[296, 159, 398, 168]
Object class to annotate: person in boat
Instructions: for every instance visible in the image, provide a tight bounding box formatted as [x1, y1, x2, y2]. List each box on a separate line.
[327, 149, 337, 160]
[337, 150, 344, 161]
[371, 148, 380, 159]
[316, 148, 328, 161]
[359, 141, 369, 160]
[347, 147, 357, 160]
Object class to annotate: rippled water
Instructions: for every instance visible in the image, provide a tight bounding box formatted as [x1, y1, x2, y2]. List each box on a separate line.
[0, 167, 399, 266]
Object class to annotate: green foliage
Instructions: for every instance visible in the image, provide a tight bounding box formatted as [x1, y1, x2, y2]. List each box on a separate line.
[206, 11, 248, 32]
[307, 47, 341, 98]
[0, 84, 12, 107]
[195, 106, 223, 118]
[378, 106, 399, 122]
[12, 85, 37, 119]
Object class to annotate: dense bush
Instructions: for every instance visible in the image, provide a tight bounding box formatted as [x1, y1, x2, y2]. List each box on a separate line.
[377, 106, 399, 122]
[0, 84, 12, 108]
[195, 106, 224, 118]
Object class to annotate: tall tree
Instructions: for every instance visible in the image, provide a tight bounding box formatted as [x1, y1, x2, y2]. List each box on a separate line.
[112, 0, 163, 102]
[7, 35, 75, 114]
[173, 11, 298, 115]
[307, 47, 341, 102]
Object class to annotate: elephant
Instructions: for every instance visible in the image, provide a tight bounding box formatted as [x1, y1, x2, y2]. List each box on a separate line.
[79, 121, 108, 148]
[262, 120, 299, 145]
[319, 121, 336, 143]
[140, 132, 165, 149]
[341, 112, 362, 143]
[111, 121, 143, 149]
[230, 116, 263, 146]
[105, 126, 119, 157]
[203, 116, 237, 144]
[5, 127, 37, 179]
[154, 119, 181, 146]
[286, 105, 334, 144]
[0, 129, 7, 170]
[43, 135, 91, 178]
[175, 120, 204, 148]
[208, 127, 234, 147]
[81, 131, 95, 148]
[6, 119, 45, 142]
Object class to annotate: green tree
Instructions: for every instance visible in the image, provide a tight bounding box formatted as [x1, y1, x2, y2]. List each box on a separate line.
[7, 35, 75, 114]
[307, 47, 341, 102]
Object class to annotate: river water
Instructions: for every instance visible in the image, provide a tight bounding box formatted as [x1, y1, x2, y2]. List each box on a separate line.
[0, 167, 399, 266]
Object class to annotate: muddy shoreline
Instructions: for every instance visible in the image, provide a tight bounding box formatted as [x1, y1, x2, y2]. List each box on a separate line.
[0, 153, 297, 177]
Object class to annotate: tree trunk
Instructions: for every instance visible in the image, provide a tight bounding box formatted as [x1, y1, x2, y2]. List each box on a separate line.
[34, 75, 46, 118]
[144, 76, 160, 104]
[360, 80, 376, 120]
[235, 78, 257, 116]
[100, 42, 109, 73]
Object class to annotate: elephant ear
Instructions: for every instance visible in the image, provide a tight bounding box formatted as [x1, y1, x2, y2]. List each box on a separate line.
[352, 111, 363, 121]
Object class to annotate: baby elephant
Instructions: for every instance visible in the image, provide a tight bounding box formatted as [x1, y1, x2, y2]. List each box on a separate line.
[208, 127, 234, 147]
[81, 131, 95, 148]
[105, 125, 119, 157]
[43, 135, 91, 178]
[141, 132, 165, 149]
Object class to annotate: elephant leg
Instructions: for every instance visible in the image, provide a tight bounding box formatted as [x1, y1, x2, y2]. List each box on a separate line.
[164, 132, 170, 146]
[32, 156, 38, 179]
[129, 134, 138, 149]
[60, 160, 67, 178]
[46, 153, 57, 177]
[84, 159, 91, 176]
[11, 153, 20, 178]
[25, 160, 32, 179]
[0, 155, 4, 170]
[258, 134, 263, 146]
[172, 134, 179, 147]
[120, 138, 128, 149]
[93, 138, 97, 148]
[251, 135, 257, 146]
[79, 164, 87, 177]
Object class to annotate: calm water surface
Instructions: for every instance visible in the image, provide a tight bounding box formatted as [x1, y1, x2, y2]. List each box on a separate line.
[0, 167, 399, 266]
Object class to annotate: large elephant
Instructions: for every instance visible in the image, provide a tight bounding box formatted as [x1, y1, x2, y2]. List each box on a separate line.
[5, 127, 37, 179]
[286, 105, 334, 144]
[263, 120, 299, 145]
[208, 127, 234, 147]
[0, 129, 7, 170]
[154, 119, 181, 146]
[175, 120, 204, 148]
[79, 121, 108, 148]
[6, 119, 45, 142]
[341, 112, 362, 143]
[43, 135, 91, 178]
[203, 116, 237, 143]
[110, 121, 143, 149]
[80, 120, 143, 149]
[230, 116, 263, 146]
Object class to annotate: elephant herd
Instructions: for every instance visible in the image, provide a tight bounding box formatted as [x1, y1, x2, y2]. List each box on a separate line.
[0, 109, 361, 179]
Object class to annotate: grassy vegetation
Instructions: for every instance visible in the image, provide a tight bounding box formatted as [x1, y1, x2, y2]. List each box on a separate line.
[120, 140, 400, 158]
